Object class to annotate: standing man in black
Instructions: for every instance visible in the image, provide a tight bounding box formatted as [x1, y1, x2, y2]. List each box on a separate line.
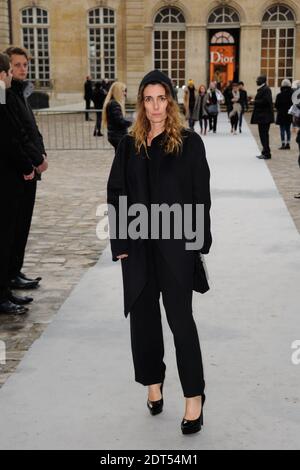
[4, 47, 48, 290]
[92, 81, 107, 136]
[0, 53, 43, 314]
[84, 76, 93, 121]
[251, 75, 274, 159]
[238, 81, 249, 133]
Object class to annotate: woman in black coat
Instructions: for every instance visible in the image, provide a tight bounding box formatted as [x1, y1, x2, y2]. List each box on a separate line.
[102, 81, 132, 151]
[107, 70, 212, 435]
[275, 79, 293, 150]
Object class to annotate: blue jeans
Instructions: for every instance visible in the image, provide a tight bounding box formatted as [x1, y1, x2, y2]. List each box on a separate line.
[280, 123, 291, 143]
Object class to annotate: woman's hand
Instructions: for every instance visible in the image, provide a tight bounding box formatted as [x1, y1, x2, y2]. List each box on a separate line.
[117, 254, 129, 259]
[23, 170, 35, 181]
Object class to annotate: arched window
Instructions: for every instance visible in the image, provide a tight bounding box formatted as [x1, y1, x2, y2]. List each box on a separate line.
[208, 6, 240, 26]
[88, 8, 116, 80]
[21, 7, 50, 88]
[153, 7, 186, 87]
[211, 31, 235, 44]
[261, 5, 295, 88]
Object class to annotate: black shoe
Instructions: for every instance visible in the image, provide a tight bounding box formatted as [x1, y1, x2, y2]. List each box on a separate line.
[285, 143, 290, 150]
[18, 272, 42, 283]
[181, 394, 205, 435]
[256, 154, 271, 159]
[97, 132, 104, 137]
[294, 192, 300, 199]
[8, 292, 33, 305]
[278, 144, 286, 150]
[147, 380, 164, 416]
[239, 128, 242, 133]
[0, 300, 28, 315]
[10, 276, 40, 290]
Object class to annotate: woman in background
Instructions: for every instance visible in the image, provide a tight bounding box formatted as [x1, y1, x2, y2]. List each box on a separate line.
[192, 85, 209, 135]
[102, 82, 132, 152]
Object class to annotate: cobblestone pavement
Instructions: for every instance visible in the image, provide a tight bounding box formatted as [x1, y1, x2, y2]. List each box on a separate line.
[0, 141, 114, 387]
[1, 113, 299, 388]
[244, 114, 300, 232]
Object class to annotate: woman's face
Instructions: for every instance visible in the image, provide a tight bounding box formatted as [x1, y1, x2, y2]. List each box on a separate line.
[143, 84, 168, 126]
[200, 86, 206, 94]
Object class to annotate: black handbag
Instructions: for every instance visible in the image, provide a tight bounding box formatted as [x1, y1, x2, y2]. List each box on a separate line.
[193, 252, 210, 294]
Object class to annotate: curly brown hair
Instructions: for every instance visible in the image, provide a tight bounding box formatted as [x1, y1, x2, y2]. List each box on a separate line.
[130, 82, 185, 157]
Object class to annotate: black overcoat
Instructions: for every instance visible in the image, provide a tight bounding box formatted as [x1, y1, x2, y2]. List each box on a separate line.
[275, 87, 293, 126]
[107, 129, 212, 317]
[250, 84, 274, 125]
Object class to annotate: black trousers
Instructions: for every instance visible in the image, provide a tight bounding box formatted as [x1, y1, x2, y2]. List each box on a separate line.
[128, 240, 205, 398]
[258, 123, 271, 157]
[9, 179, 37, 279]
[0, 181, 22, 302]
[230, 113, 239, 131]
[209, 114, 218, 132]
[94, 111, 102, 134]
[85, 99, 91, 121]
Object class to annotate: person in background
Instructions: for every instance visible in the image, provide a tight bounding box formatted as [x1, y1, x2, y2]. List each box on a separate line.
[102, 81, 132, 152]
[289, 84, 300, 198]
[84, 76, 93, 122]
[206, 81, 223, 134]
[92, 81, 107, 137]
[0, 53, 36, 314]
[275, 79, 293, 150]
[4, 46, 48, 290]
[172, 80, 178, 103]
[192, 85, 209, 135]
[250, 75, 274, 159]
[228, 83, 242, 135]
[223, 81, 233, 119]
[291, 80, 300, 134]
[183, 79, 196, 129]
[238, 81, 249, 133]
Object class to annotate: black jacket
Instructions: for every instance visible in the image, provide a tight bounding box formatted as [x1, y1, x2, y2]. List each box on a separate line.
[106, 99, 131, 140]
[9, 79, 45, 166]
[0, 99, 34, 182]
[92, 87, 106, 110]
[107, 129, 212, 317]
[84, 80, 93, 101]
[251, 84, 274, 124]
[239, 89, 249, 112]
[275, 87, 293, 125]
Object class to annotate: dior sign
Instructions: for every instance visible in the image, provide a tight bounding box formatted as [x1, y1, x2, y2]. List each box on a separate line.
[210, 51, 235, 64]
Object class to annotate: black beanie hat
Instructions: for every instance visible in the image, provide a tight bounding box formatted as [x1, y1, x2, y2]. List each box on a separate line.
[138, 69, 176, 99]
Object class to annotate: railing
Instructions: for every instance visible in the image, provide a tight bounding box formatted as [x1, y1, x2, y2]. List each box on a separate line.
[33, 109, 123, 151]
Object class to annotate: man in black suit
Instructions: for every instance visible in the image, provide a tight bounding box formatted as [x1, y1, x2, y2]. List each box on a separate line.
[0, 53, 42, 314]
[84, 76, 93, 121]
[238, 81, 249, 133]
[4, 46, 48, 290]
[251, 75, 274, 159]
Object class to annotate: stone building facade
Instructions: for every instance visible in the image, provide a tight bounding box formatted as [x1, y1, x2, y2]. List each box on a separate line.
[3, 0, 300, 104]
[0, 0, 11, 50]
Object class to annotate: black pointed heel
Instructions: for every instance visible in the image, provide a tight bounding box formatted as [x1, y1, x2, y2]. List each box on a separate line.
[147, 380, 164, 416]
[181, 393, 205, 435]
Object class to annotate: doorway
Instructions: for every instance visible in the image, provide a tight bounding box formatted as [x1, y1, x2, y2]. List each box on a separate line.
[208, 29, 240, 89]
